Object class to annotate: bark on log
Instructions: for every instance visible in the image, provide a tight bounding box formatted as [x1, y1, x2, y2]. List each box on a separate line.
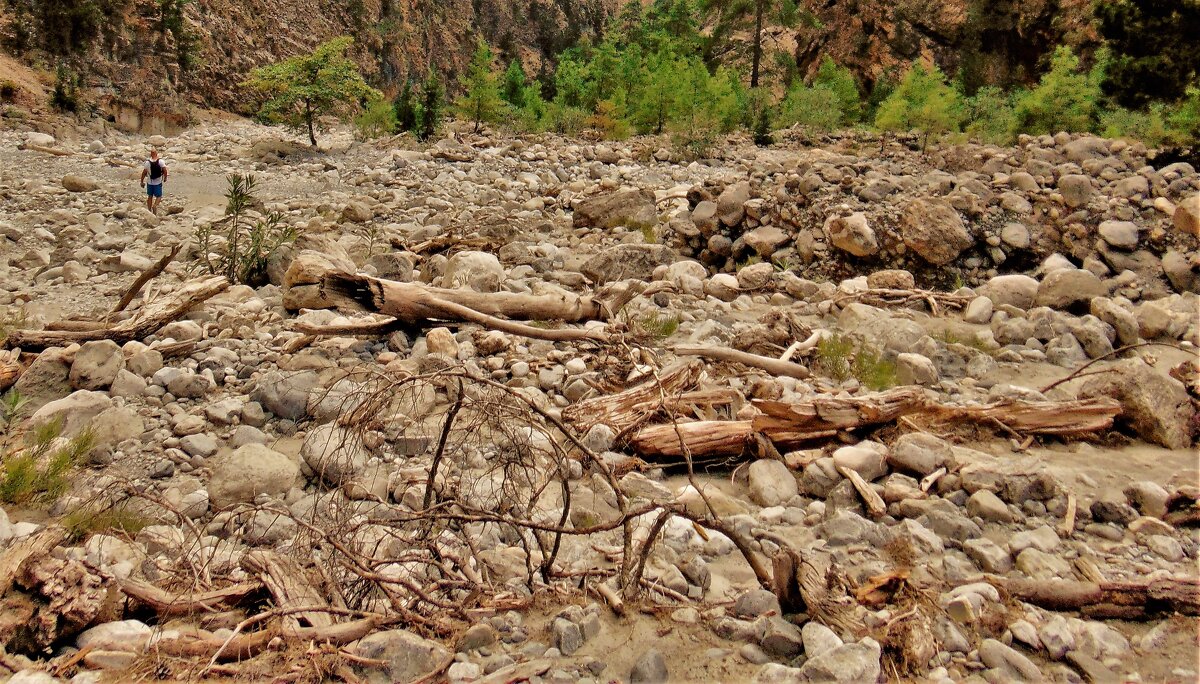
[673, 345, 811, 380]
[0, 526, 68, 596]
[241, 550, 333, 635]
[562, 360, 704, 434]
[629, 420, 754, 459]
[922, 397, 1121, 435]
[0, 350, 21, 392]
[6, 276, 229, 351]
[154, 627, 278, 660]
[986, 576, 1200, 619]
[117, 579, 263, 617]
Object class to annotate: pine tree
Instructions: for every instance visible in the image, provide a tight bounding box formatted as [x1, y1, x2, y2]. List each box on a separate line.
[874, 62, 964, 151]
[394, 78, 418, 133]
[1096, 0, 1200, 109]
[416, 69, 444, 142]
[455, 40, 505, 133]
[501, 59, 528, 109]
[699, 0, 809, 88]
[812, 56, 862, 123]
[1011, 47, 1103, 136]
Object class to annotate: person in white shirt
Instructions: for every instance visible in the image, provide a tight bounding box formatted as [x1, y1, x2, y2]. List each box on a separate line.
[139, 148, 168, 214]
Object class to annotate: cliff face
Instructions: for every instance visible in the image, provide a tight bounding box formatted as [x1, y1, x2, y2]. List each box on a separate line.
[0, 0, 613, 117]
[793, 0, 1098, 91]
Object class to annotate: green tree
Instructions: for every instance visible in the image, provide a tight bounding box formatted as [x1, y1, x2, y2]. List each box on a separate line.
[455, 40, 505, 133]
[874, 62, 964, 150]
[1011, 46, 1104, 136]
[963, 85, 1018, 145]
[699, 0, 808, 87]
[778, 83, 842, 131]
[501, 59, 528, 108]
[1095, 0, 1200, 110]
[394, 78, 418, 133]
[242, 36, 381, 146]
[812, 56, 862, 123]
[416, 69, 444, 141]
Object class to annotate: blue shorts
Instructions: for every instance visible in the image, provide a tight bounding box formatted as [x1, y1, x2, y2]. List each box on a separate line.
[147, 183, 163, 198]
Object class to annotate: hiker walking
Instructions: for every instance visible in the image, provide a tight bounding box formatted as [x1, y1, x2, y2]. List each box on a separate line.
[139, 148, 168, 214]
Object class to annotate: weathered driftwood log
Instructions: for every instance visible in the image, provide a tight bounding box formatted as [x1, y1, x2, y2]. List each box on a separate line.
[630, 389, 1124, 459]
[673, 345, 811, 380]
[111, 243, 182, 315]
[242, 550, 333, 635]
[117, 579, 263, 617]
[0, 350, 21, 392]
[562, 360, 704, 434]
[986, 576, 1200, 619]
[6, 276, 229, 351]
[0, 526, 69, 596]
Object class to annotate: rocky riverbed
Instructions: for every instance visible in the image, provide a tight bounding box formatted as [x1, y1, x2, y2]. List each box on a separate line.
[0, 114, 1196, 684]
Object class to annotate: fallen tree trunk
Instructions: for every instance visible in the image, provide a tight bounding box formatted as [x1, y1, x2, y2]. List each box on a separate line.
[118, 579, 262, 617]
[6, 276, 229, 351]
[629, 389, 1123, 459]
[673, 345, 811, 380]
[563, 361, 704, 434]
[0, 526, 69, 596]
[985, 576, 1200, 619]
[242, 550, 333, 635]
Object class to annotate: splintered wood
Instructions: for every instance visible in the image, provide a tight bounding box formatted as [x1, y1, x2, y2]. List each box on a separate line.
[628, 388, 1123, 459]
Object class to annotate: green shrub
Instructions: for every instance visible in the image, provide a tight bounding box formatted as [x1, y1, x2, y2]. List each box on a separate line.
[0, 415, 94, 505]
[816, 333, 855, 382]
[854, 346, 898, 391]
[778, 83, 842, 131]
[394, 78, 418, 133]
[0, 80, 17, 102]
[814, 333, 897, 389]
[1101, 104, 1171, 147]
[354, 98, 397, 139]
[963, 86, 1018, 145]
[195, 174, 296, 286]
[1011, 46, 1104, 136]
[1167, 86, 1200, 146]
[416, 69, 444, 142]
[63, 504, 152, 539]
[812, 56, 862, 123]
[50, 64, 80, 113]
[636, 311, 680, 341]
[875, 62, 964, 150]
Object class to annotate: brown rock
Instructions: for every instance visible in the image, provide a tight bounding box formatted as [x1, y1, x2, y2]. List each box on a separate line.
[900, 199, 973, 265]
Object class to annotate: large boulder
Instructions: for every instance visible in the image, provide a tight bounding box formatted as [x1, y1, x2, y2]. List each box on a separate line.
[208, 444, 299, 509]
[795, 638, 882, 682]
[743, 225, 790, 257]
[62, 175, 99, 192]
[580, 244, 676, 284]
[1035, 269, 1105, 309]
[747, 459, 797, 506]
[716, 182, 751, 226]
[300, 423, 369, 485]
[978, 274, 1039, 310]
[354, 629, 450, 684]
[439, 251, 504, 292]
[282, 250, 358, 311]
[1173, 194, 1200, 236]
[573, 189, 657, 229]
[900, 199, 973, 265]
[251, 370, 319, 421]
[12, 348, 72, 412]
[69, 340, 124, 390]
[824, 213, 878, 257]
[30, 390, 111, 437]
[1058, 174, 1094, 208]
[1080, 360, 1195, 449]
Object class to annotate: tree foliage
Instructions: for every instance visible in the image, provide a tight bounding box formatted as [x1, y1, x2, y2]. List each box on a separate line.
[455, 40, 506, 133]
[242, 37, 381, 146]
[1095, 0, 1200, 109]
[875, 63, 964, 148]
[416, 68, 445, 141]
[1011, 46, 1105, 136]
[699, 0, 807, 87]
[812, 57, 862, 123]
[501, 59, 528, 108]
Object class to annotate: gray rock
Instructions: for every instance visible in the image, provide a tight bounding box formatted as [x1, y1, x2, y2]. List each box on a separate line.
[62, 175, 99, 192]
[716, 182, 751, 226]
[901, 199, 973, 265]
[1089, 298, 1139, 346]
[1173, 193, 1200, 236]
[967, 489, 1013, 523]
[551, 618, 583, 655]
[12, 348, 72, 411]
[1124, 481, 1170, 519]
[1009, 525, 1061, 554]
[963, 538, 1013, 573]
[796, 638, 882, 682]
[747, 459, 798, 507]
[573, 189, 656, 229]
[1098, 221, 1139, 250]
[735, 589, 781, 618]
[978, 274, 1039, 310]
[760, 616, 805, 658]
[251, 370, 319, 421]
[1000, 222, 1031, 249]
[207, 444, 298, 509]
[441, 251, 505, 292]
[179, 433, 218, 458]
[1035, 269, 1106, 309]
[69, 340, 124, 390]
[1038, 615, 1075, 660]
[744, 225, 790, 257]
[801, 622, 843, 659]
[1080, 359, 1195, 449]
[1057, 174, 1093, 208]
[979, 638, 1042, 681]
[300, 423, 369, 486]
[888, 433, 955, 477]
[831, 441, 888, 481]
[30, 390, 111, 437]
[355, 629, 451, 684]
[824, 213, 878, 257]
[581, 244, 676, 284]
[896, 352, 938, 386]
[630, 649, 668, 684]
[1014, 548, 1071, 579]
[963, 296, 994, 324]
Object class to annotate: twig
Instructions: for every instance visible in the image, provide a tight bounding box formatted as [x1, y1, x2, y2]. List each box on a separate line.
[1058, 492, 1077, 539]
[1039, 342, 1196, 394]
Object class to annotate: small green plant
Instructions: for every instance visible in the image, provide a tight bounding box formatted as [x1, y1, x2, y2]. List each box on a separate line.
[854, 346, 898, 391]
[636, 311, 680, 341]
[50, 64, 80, 113]
[354, 97, 397, 139]
[637, 222, 657, 244]
[0, 80, 17, 102]
[816, 333, 855, 382]
[195, 174, 297, 286]
[0, 416, 94, 505]
[63, 504, 152, 540]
